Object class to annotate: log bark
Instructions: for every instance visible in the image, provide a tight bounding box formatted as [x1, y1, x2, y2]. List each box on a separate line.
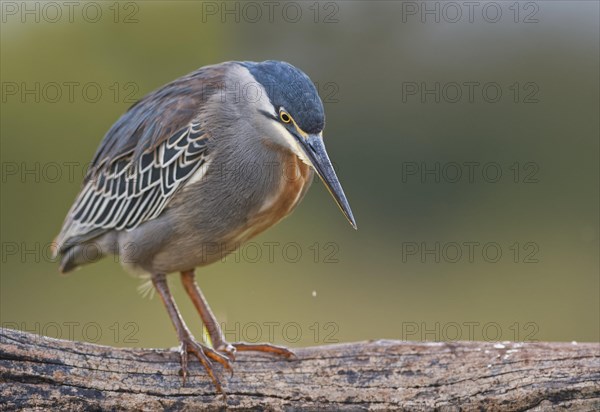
[0, 328, 598, 411]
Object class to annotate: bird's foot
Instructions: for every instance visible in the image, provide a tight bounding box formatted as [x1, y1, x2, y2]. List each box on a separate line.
[176, 336, 294, 396]
[215, 341, 296, 361]
[178, 334, 233, 395]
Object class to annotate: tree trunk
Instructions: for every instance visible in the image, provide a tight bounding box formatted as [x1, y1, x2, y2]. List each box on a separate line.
[0, 328, 598, 411]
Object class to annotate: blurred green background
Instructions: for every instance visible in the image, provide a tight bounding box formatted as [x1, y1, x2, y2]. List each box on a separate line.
[1, 1, 598, 348]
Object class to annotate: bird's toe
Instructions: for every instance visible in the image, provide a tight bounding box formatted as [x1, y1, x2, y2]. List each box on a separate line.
[216, 342, 237, 362]
[178, 336, 227, 396]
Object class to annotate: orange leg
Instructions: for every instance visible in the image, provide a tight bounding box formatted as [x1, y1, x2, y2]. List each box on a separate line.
[152, 273, 232, 396]
[180, 270, 295, 361]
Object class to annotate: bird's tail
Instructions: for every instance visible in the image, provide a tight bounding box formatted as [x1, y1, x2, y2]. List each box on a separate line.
[52, 230, 114, 274]
[54, 242, 98, 274]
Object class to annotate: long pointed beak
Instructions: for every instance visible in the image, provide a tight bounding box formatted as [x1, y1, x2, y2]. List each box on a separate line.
[298, 134, 357, 229]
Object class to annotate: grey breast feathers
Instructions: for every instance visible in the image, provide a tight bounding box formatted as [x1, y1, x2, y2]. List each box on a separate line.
[53, 62, 232, 257]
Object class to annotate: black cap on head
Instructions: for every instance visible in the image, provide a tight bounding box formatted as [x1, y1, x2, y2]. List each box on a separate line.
[242, 60, 325, 134]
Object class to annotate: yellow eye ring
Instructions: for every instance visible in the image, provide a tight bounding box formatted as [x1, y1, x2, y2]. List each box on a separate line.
[280, 111, 292, 124]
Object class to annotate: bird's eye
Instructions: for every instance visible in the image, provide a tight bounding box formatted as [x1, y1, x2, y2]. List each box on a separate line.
[280, 111, 292, 124]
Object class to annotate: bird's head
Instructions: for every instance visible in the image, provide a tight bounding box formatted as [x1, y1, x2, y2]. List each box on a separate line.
[240, 60, 356, 229]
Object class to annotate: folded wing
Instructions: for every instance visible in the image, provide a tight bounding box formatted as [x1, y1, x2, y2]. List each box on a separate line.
[54, 64, 228, 254]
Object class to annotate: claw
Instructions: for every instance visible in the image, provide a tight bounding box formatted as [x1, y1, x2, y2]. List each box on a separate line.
[179, 343, 189, 385]
[204, 345, 234, 376]
[178, 336, 227, 397]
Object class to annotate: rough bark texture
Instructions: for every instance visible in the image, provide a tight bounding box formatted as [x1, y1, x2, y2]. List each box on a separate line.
[0, 328, 598, 411]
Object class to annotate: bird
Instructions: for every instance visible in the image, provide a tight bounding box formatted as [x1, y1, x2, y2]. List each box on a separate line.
[52, 60, 356, 394]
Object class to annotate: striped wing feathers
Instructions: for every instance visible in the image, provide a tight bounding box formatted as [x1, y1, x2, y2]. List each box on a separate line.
[61, 120, 209, 244]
